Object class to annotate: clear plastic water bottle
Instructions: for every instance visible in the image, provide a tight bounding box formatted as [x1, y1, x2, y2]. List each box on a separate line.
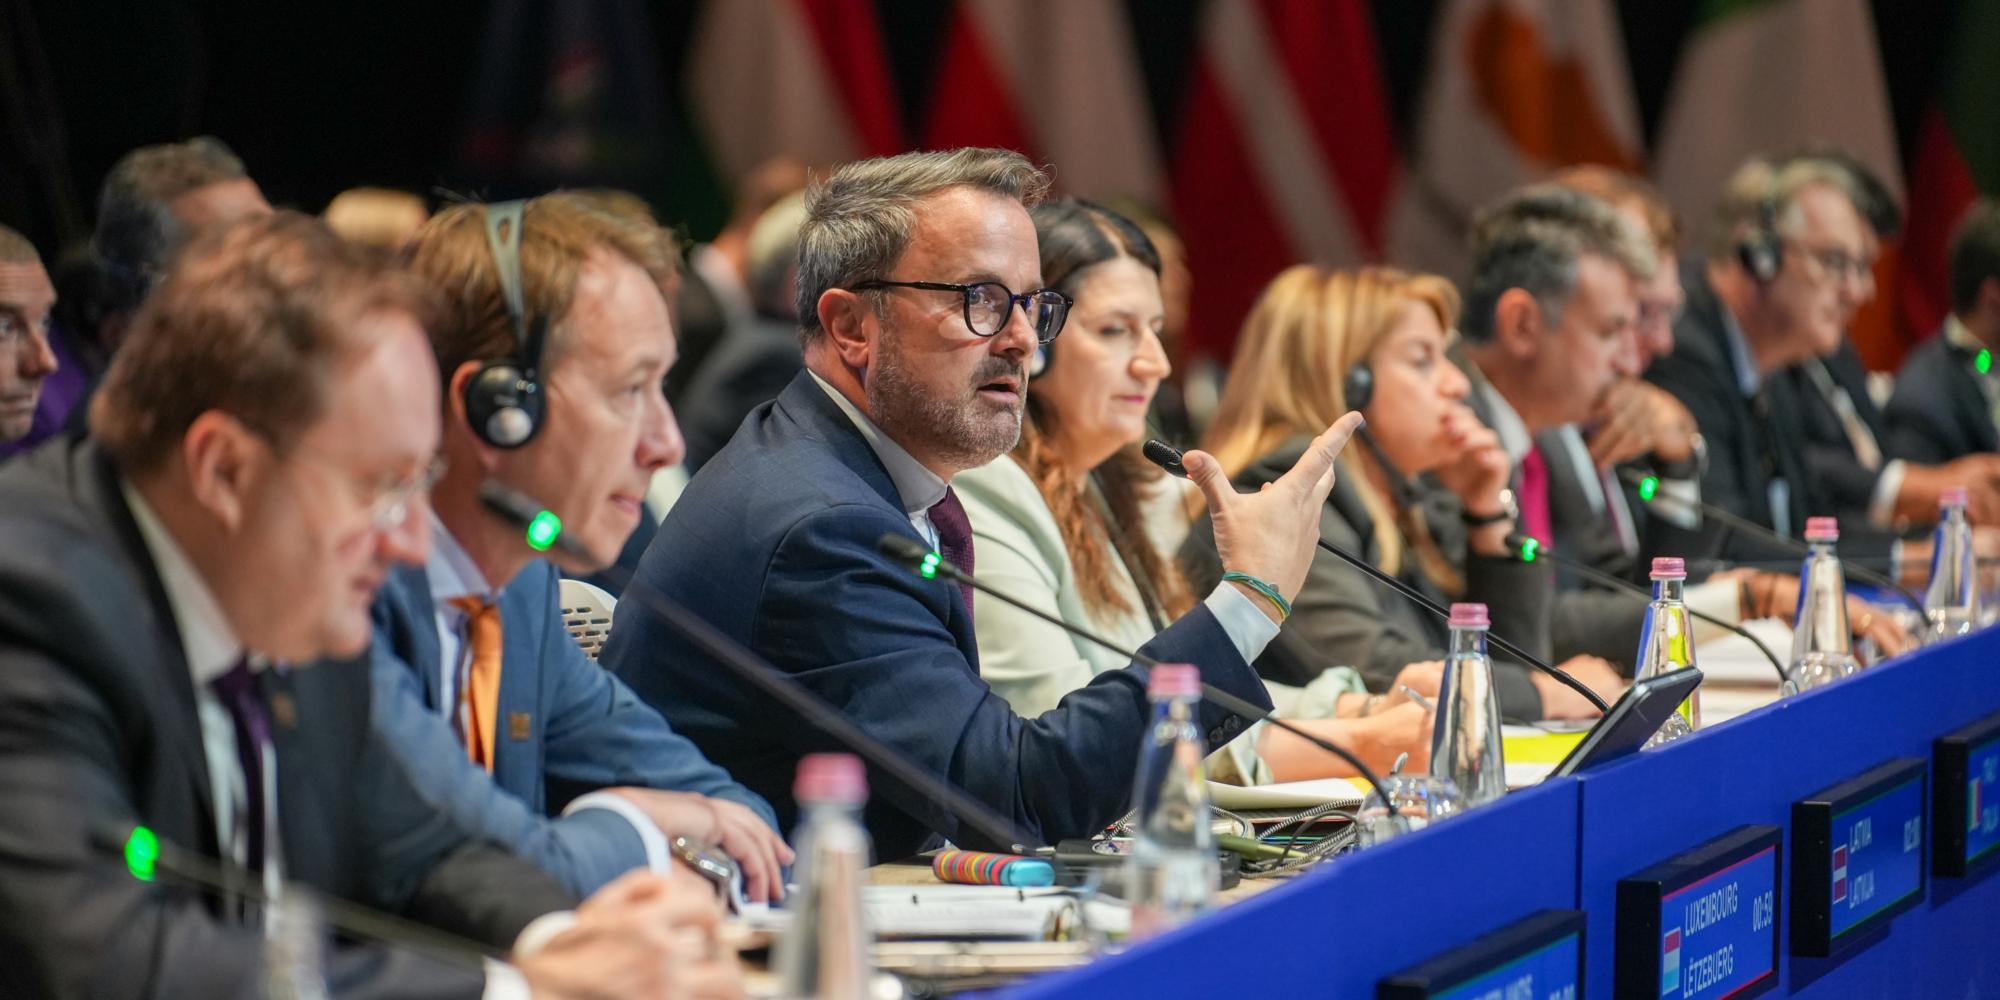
[1924, 485, 1979, 643]
[774, 754, 874, 1000]
[1430, 603, 1507, 807]
[1785, 517, 1860, 696]
[1635, 557, 1701, 747]
[1125, 663, 1216, 939]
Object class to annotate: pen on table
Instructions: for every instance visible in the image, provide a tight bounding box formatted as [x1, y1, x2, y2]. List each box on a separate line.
[1399, 685, 1434, 713]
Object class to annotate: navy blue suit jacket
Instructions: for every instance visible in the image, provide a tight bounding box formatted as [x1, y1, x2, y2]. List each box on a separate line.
[602, 372, 1269, 858]
[1884, 329, 1996, 465]
[370, 556, 776, 896]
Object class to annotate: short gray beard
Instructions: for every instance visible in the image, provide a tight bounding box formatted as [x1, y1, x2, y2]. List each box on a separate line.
[869, 334, 1023, 473]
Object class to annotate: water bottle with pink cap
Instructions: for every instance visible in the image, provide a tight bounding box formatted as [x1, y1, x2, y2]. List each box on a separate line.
[1126, 663, 1216, 937]
[774, 753, 874, 1000]
[1785, 517, 1859, 696]
[1634, 557, 1700, 746]
[1923, 485, 1978, 642]
[1429, 603, 1506, 807]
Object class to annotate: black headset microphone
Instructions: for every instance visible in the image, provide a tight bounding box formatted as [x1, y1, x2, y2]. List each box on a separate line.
[1141, 439, 1613, 714]
[869, 534, 1396, 810]
[1614, 467, 1926, 609]
[1497, 534, 1792, 685]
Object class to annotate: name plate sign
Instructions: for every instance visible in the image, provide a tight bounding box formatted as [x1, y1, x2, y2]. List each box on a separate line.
[1791, 757, 1927, 957]
[1615, 825, 1780, 1000]
[1934, 710, 2000, 880]
[1378, 909, 1582, 1000]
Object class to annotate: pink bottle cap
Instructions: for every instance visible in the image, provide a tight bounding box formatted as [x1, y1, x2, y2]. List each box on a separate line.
[795, 753, 867, 805]
[1147, 663, 1202, 699]
[1942, 486, 1970, 508]
[1448, 603, 1490, 629]
[1650, 557, 1686, 579]
[1803, 517, 1840, 542]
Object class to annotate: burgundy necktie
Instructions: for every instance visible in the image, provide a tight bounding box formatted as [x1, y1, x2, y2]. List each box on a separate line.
[209, 659, 272, 874]
[928, 486, 977, 624]
[1518, 444, 1554, 548]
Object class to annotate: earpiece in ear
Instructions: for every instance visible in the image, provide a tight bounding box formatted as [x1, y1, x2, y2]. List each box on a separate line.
[1342, 361, 1374, 412]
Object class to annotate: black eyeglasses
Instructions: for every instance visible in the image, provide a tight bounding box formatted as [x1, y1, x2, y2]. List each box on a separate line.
[849, 280, 1071, 344]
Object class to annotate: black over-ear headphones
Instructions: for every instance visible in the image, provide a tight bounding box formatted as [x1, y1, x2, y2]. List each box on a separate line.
[465, 201, 548, 449]
[1737, 163, 1785, 284]
[1342, 360, 1374, 412]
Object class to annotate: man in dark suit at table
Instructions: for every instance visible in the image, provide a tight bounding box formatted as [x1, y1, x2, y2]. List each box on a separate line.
[1646, 155, 1918, 569]
[371, 192, 789, 901]
[0, 212, 735, 999]
[1887, 199, 2000, 467]
[604, 147, 1361, 857]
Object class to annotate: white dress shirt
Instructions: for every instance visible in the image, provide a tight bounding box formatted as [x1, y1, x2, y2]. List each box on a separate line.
[810, 371, 1281, 663]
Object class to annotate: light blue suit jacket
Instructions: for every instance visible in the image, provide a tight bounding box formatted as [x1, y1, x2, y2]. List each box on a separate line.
[368, 558, 775, 896]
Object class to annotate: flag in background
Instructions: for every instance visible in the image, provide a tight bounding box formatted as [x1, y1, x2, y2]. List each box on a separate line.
[921, 0, 1162, 204]
[1897, 0, 2000, 354]
[1388, 0, 1643, 286]
[1169, 0, 1399, 359]
[1651, 0, 1904, 366]
[684, 0, 903, 186]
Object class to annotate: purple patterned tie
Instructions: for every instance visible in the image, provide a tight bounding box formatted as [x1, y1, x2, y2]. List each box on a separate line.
[209, 659, 272, 874]
[928, 486, 977, 625]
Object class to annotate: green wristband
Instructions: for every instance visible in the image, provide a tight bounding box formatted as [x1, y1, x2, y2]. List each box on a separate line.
[1221, 571, 1292, 622]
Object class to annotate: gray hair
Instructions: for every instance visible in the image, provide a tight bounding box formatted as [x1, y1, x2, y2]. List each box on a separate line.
[1461, 184, 1657, 344]
[0, 224, 38, 266]
[91, 136, 251, 314]
[1705, 154, 1870, 262]
[794, 148, 1052, 342]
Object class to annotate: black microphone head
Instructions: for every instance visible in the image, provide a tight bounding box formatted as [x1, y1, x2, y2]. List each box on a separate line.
[1142, 439, 1188, 479]
[875, 533, 934, 568]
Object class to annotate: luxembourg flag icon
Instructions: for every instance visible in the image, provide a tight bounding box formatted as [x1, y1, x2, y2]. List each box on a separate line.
[1833, 845, 1850, 904]
[1662, 927, 1682, 995]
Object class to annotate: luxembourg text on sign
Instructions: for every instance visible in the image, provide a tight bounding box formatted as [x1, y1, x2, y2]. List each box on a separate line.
[1658, 847, 1778, 999]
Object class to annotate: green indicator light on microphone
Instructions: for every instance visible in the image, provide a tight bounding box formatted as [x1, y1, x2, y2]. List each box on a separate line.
[1520, 537, 1540, 563]
[920, 552, 941, 580]
[1638, 475, 1659, 502]
[525, 511, 563, 552]
[125, 826, 160, 882]
[1979, 349, 1992, 376]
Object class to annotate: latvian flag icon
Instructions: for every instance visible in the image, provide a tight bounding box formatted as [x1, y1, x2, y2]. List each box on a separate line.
[1833, 845, 1850, 903]
[1662, 927, 1682, 995]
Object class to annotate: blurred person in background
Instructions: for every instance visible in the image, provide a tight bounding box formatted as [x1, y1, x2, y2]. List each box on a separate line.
[1886, 199, 2000, 466]
[670, 157, 809, 404]
[323, 186, 430, 248]
[0, 226, 68, 459]
[677, 191, 808, 471]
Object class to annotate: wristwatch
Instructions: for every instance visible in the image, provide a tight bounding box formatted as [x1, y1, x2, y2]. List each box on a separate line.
[1461, 487, 1518, 527]
[669, 836, 738, 900]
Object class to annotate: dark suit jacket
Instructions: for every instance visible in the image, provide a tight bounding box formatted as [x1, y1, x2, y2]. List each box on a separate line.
[1537, 429, 1650, 671]
[1782, 339, 1893, 525]
[369, 558, 776, 896]
[602, 372, 1269, 858]
[1884, 329, 1997, 465]
[1644, 268, 1895, 565]
[0, 438, 574, 999]
[678, 315, 805, 472]
[1181, 439, 1550, 722]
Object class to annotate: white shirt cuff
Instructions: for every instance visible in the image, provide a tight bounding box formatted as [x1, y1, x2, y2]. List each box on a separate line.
[1651, 477, 1703, 530]
[1203, 582, 1283, 664]
[563, 791, 674, 873]
[485, 910, 582, 999]
[1869, 460, 1907, 528]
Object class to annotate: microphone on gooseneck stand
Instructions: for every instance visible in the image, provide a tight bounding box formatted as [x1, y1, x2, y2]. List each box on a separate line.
[91, 821, 495, 969]
[1615, 467, 1925, 609]
[1499, 534, 1791, 685]
[476, 481, 1043, 854]
[871, 533, 1397, 810]
[1141, 440, 1612, 714]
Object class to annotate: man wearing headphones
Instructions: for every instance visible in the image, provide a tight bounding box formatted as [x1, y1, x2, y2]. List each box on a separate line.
[367, 193, 792, 903]
[1646, 155, 1913, 566]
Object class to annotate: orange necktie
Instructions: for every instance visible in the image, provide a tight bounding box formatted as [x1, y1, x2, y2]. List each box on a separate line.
[447, 597, 502, 772]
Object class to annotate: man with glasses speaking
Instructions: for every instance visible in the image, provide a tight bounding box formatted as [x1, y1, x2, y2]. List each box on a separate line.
[604, 148, 1364, 857]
